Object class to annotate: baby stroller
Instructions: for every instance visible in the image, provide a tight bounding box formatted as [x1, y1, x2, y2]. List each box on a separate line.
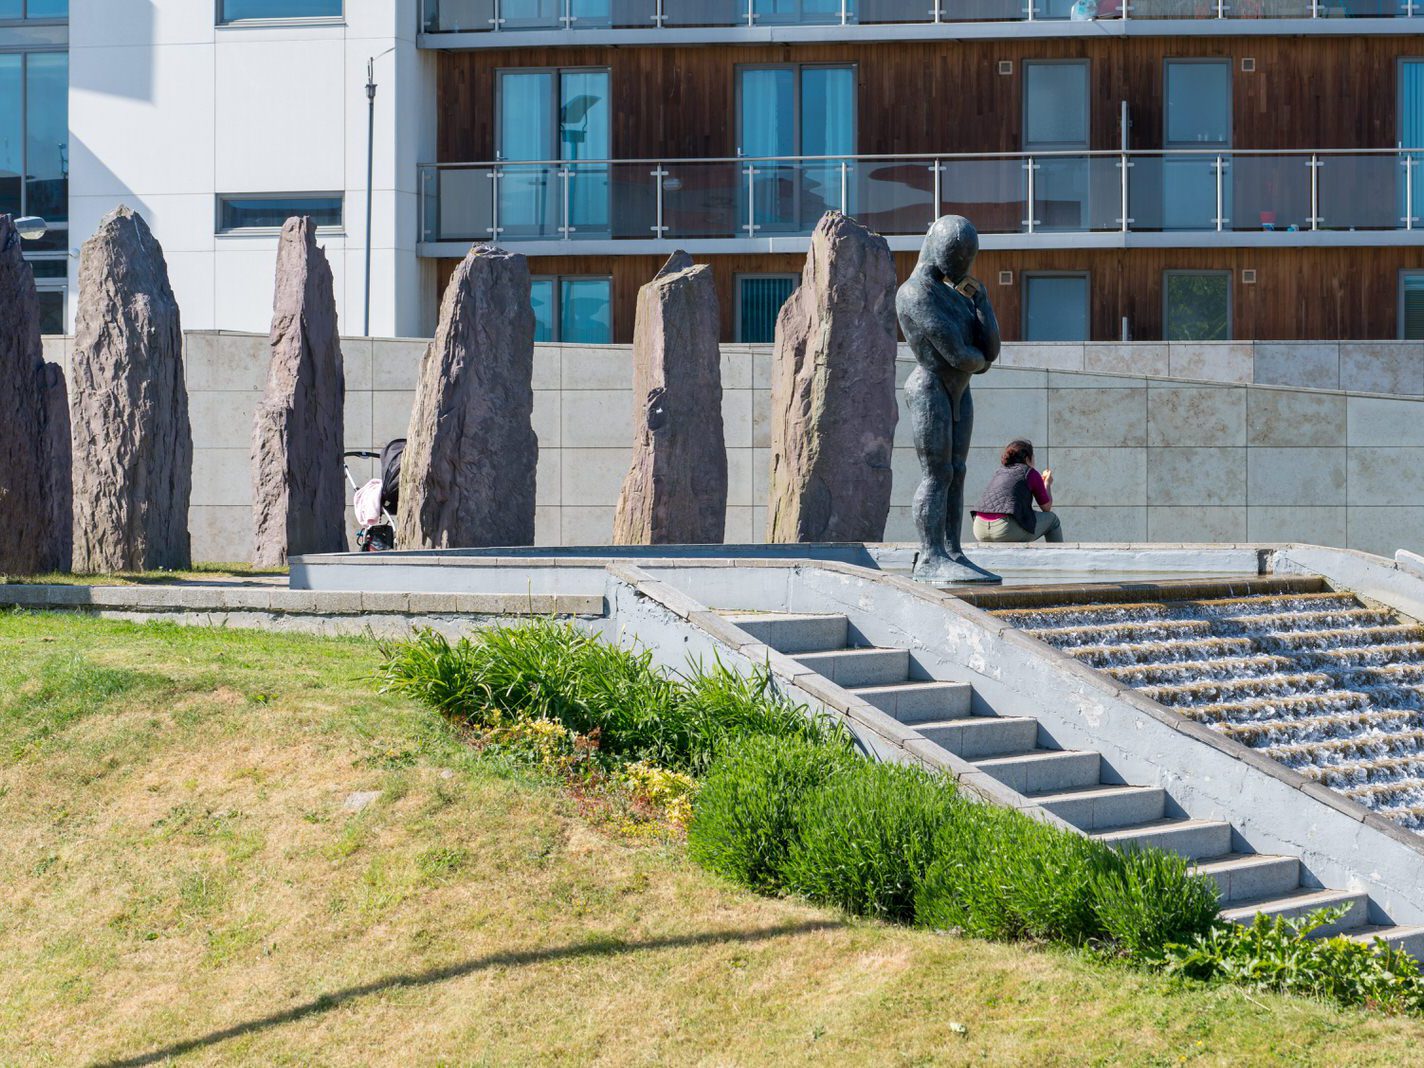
[344, 438, 405, 552]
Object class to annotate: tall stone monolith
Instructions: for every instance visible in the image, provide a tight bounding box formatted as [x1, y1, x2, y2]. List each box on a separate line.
[251, 217, 347, 566]
[612, 251, 727, 545]
[70, 206, 192, 572]
[397, 244, 538, 549]
[766, 211, 899, 543]
[0, 215, 67, 574]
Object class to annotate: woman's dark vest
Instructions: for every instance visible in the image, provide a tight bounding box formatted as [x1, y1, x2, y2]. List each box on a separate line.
[974, 463, 1037, 534]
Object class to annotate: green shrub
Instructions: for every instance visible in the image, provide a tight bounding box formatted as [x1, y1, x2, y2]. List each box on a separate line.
[379, 623, 844, 775]
[687, 734, 853, 893]
[1163, 907, 1424, 1014]
[916, 806, 1115, 944]
[1092, 847, 1221, 959]
[782, 760, 958, 923]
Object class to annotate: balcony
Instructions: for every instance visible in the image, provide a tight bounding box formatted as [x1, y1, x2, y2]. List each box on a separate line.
[417, 149, 1424, 255]
[419, 0, 1421, 43]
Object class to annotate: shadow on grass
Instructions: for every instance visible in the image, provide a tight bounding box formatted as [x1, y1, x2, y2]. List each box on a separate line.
[93, 919, 846, 1067]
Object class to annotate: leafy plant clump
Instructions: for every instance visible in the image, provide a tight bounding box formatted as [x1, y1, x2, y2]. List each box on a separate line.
[378, 621, 846, 775]
[1162, 908, 1424, 1014]
[690, 733, 1220, 957]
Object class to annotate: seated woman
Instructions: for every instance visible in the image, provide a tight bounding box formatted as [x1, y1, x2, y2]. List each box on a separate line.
[971, 439, 1064, 544]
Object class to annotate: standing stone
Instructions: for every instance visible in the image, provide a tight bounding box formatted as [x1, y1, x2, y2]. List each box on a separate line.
[251, 217, 347, 566]
[397, 245, 538, 549]
[0, 215, 66, 574]
[70, 206, 192, 572]
[612, 251, 727, 545]
[766, 211, 899, 543]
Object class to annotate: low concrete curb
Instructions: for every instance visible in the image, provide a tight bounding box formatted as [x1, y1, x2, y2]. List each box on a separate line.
[0, 584, 604, 636]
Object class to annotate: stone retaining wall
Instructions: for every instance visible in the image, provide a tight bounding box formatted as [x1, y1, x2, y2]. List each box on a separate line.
[38, 333, 1424, 561]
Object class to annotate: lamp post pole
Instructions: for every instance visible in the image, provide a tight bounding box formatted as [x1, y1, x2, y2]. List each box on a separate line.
[364, 57, 377, 338]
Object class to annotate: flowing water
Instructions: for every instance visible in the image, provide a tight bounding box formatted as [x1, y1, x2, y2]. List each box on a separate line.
[992, 591, 1424, 832]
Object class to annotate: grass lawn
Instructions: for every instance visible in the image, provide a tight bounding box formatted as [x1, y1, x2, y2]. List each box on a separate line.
[3, 611, 1423, 1066]
[3, 564, 286, 586]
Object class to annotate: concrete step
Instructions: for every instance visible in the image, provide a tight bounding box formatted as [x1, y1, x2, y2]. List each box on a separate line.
[1220, 888, 1370, 935]
[1192, 853, 1302, 904]
[851, 681, 973, 723]
[1348, 925, 1424, 957]
[794, 647, 910, 688]
[974, 749, 1102, 794]
[1031, 784, 1167, 831]
[1093, 818, 1233, 861]
[915, 716, 1040, 760]
[728, 612, 848, 655]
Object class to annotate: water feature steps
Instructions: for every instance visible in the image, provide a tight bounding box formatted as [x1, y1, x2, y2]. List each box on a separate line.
[727, 609, 1424, 949]
[996, 587, 1424, 831]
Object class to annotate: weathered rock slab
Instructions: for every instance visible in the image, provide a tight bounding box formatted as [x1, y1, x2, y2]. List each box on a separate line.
[0, 214, 66, 574]
[397, 245, 538, 549]
[613, 251, 727, 545]
[70, 205, 192, 572]
[251, 216, 347, 566]
[766, 211, 900, 543]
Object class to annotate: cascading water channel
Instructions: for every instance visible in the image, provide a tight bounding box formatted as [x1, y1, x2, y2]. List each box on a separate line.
[992, 590, 1424, 832]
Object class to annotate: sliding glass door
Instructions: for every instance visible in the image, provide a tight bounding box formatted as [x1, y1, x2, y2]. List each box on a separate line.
[496, 67, 610, 237]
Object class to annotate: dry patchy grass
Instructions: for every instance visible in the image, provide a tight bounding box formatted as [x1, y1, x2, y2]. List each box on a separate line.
[1, 610, 1423, 1066]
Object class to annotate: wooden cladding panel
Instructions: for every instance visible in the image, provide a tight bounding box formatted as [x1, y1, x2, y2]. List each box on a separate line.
[437, 37, 1414, 163]
[434, 246, 1421, 343]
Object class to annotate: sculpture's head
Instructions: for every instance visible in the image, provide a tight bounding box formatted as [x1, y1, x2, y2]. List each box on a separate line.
[918, 215, 979, 283]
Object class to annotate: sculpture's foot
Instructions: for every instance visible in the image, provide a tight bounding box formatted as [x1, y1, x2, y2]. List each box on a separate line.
[912, 551, 1002, 586]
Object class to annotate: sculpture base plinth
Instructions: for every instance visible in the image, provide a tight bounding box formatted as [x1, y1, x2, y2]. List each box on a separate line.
[911, 552, 1003, 586]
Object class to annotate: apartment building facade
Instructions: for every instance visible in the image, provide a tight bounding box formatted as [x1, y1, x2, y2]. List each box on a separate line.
[5, 1, 1423, 342]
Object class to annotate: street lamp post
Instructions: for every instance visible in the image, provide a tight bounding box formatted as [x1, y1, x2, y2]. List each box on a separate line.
[364, 47, 396, 338]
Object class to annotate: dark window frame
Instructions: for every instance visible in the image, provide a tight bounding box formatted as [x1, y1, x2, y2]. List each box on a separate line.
[493, 65, 612, 164]
[1162, 268, 1232, 341]
[734, 272, 799, 343]
[1398, 269, 1424, 340]
[1021, 59, 1090, 152]
[215, 193, 345, 234]
[216, 0, 344, 26]
[1021, 270, 1091, 342]
[530, 273, 613, 343]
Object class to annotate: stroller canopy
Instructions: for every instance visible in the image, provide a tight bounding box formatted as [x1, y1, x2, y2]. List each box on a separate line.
[380, 438, 405, 516]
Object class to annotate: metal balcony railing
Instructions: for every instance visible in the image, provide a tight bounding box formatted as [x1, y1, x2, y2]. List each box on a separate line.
[418, 149, 1424, 245]
[420, 0, 1416, 32]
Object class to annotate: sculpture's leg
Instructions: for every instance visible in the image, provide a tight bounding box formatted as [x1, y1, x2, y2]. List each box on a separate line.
[907, 367, 953, 573]
[924, 385, 1001, 585]
[945, 386, 973, 557]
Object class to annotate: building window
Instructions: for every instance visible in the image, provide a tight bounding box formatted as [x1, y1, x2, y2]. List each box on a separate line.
[2, 46, 68, 315]
[0, 0, 66, 17]
[0, 1, 67, 18]
[1163, 60, 1231, 232]
[217, 194, 343, 233]
[496, 68, 610, 237]
[1024, 61, 1090, 232]
[36, 287, 63, 334]
[218, 0, 342, 22]
[1400, 274, 1424, 340]
[1164, 271, 1230, 341]
[531, 276, 612, 344]
[1023, 273, 1089, 342]
[736, 275, 797, 343]
[737, 65, 855, 232]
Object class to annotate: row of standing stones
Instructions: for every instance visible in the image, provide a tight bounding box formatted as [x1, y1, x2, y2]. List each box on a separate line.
[0, 205, 900, 573]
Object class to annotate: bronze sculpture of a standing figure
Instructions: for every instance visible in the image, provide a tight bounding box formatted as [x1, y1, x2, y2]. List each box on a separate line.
[896, 215, 1002, 584]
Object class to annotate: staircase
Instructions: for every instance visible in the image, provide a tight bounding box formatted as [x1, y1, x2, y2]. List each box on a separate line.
[730, 609, 1424, 954]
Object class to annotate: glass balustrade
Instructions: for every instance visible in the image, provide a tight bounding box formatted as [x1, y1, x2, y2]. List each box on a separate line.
[422, 0, 1414, 28]
[419, 152, 1423, 244]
